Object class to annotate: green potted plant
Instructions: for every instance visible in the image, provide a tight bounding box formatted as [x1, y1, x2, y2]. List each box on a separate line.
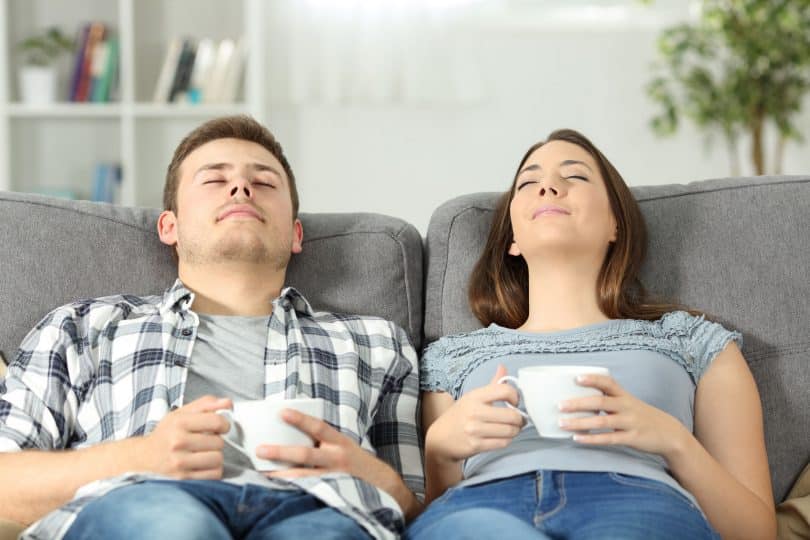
[646, 1, 810, 175]
[16, 27, 74, 104]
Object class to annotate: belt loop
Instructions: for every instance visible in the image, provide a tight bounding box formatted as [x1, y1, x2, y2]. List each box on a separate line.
[535, 470, 544, 502]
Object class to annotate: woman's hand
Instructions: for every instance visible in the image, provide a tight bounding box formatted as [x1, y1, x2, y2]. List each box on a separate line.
[558, 373, 691, 461]
[425, 365, 525, 464]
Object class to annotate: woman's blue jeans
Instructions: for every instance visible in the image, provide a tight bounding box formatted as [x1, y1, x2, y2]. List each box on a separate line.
[406, 471, 720, 540]
[63, 479, 371, 540]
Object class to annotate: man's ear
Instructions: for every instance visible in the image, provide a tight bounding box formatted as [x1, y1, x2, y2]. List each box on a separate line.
[291, 219, 304, 254]
[157, 210, 178, 247]
[508, 241, 521, 256]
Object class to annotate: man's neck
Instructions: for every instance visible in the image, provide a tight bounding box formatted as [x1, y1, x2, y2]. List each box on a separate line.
[178, 263, 286, 316]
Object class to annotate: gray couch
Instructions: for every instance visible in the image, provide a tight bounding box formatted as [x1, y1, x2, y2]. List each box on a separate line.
[2, 175, 809, 537]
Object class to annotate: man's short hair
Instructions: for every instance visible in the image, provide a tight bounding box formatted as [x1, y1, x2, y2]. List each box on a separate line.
[163, 115, 298, 217]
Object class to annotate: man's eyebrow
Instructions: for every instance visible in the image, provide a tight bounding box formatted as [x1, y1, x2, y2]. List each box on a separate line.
[194, 162, 283, 178]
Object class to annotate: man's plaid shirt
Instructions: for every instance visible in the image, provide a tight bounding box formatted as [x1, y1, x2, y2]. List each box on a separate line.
[0, 280, 424, 539]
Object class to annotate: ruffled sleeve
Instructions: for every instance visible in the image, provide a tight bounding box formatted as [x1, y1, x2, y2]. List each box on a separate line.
[658, 311, 743, 383]
[419, 337, 455, 394]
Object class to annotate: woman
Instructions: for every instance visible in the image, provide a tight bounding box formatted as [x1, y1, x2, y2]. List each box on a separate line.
[407, 130, 775, 540]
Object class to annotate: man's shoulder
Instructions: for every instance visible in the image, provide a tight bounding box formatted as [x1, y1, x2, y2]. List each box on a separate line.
[305, 310, 398, 333]
[42, 292, 164, 326]
[302, 310, 413, 347]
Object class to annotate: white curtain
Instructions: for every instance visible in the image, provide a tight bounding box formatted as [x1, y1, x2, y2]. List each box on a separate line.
[288, 0, 484, 105]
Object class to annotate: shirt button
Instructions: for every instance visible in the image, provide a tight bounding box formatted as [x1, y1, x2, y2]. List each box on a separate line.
[181, 328, 193, 337]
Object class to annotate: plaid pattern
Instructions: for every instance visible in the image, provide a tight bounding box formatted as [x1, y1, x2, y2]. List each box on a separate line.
[0, 280, 424, 540]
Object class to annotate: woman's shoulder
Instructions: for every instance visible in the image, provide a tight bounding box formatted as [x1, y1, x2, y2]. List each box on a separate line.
[648, 310, 739, 344]
[641, 310, 742, 382]
[422, 325, 508, 361]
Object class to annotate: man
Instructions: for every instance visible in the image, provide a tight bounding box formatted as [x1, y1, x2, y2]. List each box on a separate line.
[0, 116, 423, 539]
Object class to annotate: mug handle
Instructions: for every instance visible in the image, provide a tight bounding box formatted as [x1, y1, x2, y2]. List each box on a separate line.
[215, 409, 253, 459]
[496, 376, 531, 422]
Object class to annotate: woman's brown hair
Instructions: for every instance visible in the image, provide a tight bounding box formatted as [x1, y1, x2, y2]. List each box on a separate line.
[469, 129, 695, 328]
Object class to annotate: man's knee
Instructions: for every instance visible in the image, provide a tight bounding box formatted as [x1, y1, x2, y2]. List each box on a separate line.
[65, 482, 229, 540]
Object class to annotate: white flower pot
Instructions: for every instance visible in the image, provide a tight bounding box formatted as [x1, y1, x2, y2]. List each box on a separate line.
[18, 65, 58, 104]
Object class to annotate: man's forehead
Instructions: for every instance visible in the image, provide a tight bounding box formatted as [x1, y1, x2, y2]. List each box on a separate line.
[180, 138, 284, 177]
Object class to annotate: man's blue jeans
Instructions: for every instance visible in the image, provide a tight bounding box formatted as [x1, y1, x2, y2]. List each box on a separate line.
[406, 471, 720, 540]
[63, 480, 371, 540]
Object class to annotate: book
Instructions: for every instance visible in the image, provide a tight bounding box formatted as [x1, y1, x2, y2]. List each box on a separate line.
[94, 34, 119, 102]
[205, 39, 235, 103]
[91, 163, 122, 204]
[188, 38, 215, 104]
[69, 24, 91, 101]
[75, 22, 106, 102]
[88, 40, 109, 102]
[168, 39, 196, 103]
[152, 37, 183, 103]
[220, 37, 245, 103]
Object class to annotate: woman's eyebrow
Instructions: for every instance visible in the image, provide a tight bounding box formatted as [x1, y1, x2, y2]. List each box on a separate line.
[518, 163, 541, 176]
[560, 159, 593, 172]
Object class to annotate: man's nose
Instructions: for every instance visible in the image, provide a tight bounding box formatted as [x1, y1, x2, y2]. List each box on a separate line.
[229, 178, 252, 199]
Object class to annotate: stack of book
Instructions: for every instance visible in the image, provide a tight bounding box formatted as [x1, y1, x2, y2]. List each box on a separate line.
[90, 162, 122, 204]
[152, 37, 245, 104]
[69, 22, 119, 103]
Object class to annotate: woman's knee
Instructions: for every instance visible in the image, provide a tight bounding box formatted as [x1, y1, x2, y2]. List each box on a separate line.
[407, 508, 543, 540]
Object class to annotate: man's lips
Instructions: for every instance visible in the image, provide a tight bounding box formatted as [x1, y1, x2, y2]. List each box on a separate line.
[532, 205, 571, 219]
[217, 205, 264, 222]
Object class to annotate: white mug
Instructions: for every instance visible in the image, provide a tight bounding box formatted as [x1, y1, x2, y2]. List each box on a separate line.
[215, 398, 323, 471]
[498, 365, 610, 438]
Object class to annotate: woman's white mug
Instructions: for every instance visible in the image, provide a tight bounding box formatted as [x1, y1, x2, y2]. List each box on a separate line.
[498, 365, 610, 438]
[215, 398, 323, 471]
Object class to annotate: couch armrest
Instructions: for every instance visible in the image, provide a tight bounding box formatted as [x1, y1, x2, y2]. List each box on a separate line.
[0, 517, 24, 539]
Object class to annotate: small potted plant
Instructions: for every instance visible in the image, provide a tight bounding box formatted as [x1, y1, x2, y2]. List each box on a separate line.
[16, 27, 74, 104]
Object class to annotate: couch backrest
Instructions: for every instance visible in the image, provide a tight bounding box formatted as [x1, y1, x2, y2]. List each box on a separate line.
[0, 191, 424, 361]
[423, 175, 810, 502]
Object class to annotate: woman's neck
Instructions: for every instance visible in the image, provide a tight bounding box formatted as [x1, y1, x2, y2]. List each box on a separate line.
[519, 256, 610, 333]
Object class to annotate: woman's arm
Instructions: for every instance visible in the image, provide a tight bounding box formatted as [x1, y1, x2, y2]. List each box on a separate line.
[561, 342, 775, 540]
[422, 391, 462, 503]
[669, 342, 775, 539]
[422, 365, 524, 504]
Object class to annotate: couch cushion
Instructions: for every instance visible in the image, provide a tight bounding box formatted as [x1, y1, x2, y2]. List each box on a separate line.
[423, 175, 810, 502]
[0, 191, 424, 362]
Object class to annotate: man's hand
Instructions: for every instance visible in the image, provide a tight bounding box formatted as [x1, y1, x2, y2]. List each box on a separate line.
[257, 409, 422, 519]
[137, 395, 232, 479]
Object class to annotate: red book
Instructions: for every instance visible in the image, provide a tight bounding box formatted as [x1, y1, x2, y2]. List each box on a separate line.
[76, 22, 106, 102]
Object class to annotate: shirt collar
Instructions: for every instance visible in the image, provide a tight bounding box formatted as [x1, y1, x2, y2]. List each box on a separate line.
[159, 278, 315, 317]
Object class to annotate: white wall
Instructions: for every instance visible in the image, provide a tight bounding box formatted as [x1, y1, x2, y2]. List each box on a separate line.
[263, 1, 810, 234]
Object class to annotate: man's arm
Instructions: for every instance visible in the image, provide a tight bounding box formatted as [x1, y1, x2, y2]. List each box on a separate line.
[0, 395, 231, 525]
[258, 322, 425, 521]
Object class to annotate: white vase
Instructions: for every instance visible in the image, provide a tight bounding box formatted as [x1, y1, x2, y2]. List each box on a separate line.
[18, 65, 58, 104]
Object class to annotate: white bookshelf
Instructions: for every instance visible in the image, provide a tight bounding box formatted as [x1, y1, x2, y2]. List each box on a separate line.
[0, 0, 267, 207]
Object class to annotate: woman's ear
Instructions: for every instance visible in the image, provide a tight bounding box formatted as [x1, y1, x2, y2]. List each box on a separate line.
[508, 241, 521, 256]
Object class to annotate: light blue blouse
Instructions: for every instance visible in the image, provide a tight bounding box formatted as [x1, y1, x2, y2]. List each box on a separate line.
[420, 311, 742, 506]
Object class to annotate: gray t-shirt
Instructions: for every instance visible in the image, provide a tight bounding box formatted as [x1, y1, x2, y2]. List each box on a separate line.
[184, 313, 286, 487]
[420, 311, 742, 507]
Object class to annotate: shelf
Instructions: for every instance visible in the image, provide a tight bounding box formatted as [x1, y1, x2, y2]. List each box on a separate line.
[132, 103, 250, 118]
[6, 103, 122, 118]
[0, 0, 265, 198]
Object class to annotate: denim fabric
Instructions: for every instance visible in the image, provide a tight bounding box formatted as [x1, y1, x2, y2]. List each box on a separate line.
[406, 471, 720, 540]
[63, 480, 371, 540]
